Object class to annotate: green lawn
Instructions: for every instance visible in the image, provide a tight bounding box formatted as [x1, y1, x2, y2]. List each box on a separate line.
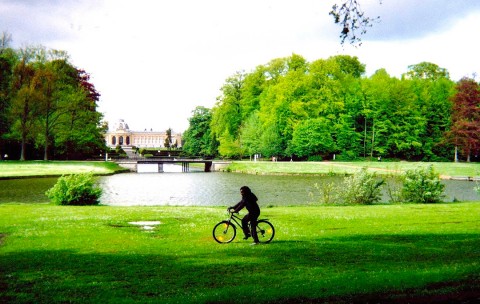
[0, 161, 127, 178]
[1, 203, 479, 303]
[226, 161, 480, 178]
[1, 160, 478, 179]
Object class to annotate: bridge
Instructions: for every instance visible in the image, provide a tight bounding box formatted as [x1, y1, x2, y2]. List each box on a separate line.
[115, 158, 230, 173]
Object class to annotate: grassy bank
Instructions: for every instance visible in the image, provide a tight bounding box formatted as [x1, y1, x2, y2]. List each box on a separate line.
[226, 161, 480, 178]
[1, 203, 480, 303]
[1, 160, 478, 179]
[0, 161, 127, 178]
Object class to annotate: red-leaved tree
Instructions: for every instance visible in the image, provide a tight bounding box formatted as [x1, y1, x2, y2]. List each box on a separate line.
[447, 77, 480, 162]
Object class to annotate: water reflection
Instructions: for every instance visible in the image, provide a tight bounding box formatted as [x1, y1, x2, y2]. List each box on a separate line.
[0, 170, 478, 205]
[98, 171, 322, 206]
[98, 172, 479, 206]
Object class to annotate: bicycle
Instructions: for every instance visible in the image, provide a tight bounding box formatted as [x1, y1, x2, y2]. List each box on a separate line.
[212, 210, 275, 244]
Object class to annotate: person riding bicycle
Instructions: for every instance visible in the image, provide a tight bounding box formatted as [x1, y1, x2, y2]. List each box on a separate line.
[228, 186, 261, 245]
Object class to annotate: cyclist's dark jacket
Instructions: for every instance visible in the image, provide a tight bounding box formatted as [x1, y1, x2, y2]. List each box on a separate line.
[232, 193, 260, 215]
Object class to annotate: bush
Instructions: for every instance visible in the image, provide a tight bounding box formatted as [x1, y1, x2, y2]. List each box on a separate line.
[309, 181, 338, 205]
[401, 165, 445, 204]
[45, 173, 102, 206]
[340, 168, 385, 205]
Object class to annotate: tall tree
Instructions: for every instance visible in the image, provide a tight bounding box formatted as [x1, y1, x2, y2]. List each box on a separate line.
[9, 48, 43, 160]
[0, 44, 17, 159]
[36, 58, 73, 160]
[447, 78, 480, 162]
[182, 106, 214, 157]
[52, 68, 104, 159]
[405, 62, 450, 80]
[211, 71, 245, 157]
[164, 128, 172, 149]
[239, 111, 262, 159]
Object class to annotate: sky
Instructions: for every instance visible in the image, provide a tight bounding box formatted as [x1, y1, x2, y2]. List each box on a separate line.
[1, 0, 480, 132]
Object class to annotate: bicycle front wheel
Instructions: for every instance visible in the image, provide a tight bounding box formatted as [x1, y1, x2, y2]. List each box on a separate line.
[213, 221, 236, 243]
[256, 220, 275, 243]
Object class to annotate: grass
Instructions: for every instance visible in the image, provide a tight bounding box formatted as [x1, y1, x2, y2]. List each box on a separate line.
[1, 203, 480, 303]
[226, 161, 480, 178]
[1, 160, 478, 179]
[0, 161, 127, 178]
[1, 161, 479, 302]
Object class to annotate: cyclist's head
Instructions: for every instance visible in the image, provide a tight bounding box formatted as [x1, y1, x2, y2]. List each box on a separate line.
[240, 186, 251, 196]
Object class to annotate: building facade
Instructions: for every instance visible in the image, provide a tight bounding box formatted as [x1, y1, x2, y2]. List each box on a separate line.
[104, 119, 182, 148]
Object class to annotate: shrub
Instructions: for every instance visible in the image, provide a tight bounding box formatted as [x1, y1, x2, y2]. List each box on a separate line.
[309, 181, 338, 205]
[45, 173, 102, 206]
[401, 165, 445, 204]
[385, 178, 403, 204]
[340, 168, 385, 205]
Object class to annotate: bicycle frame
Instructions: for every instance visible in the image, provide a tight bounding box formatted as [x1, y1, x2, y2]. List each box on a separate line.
[226, 212, 244, 227]
[227, 211, 269, 234]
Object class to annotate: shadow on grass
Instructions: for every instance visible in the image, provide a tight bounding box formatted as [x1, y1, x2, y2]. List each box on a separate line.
[1, 233, 480, 303]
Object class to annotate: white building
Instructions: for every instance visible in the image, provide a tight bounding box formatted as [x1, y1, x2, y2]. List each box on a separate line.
[104, 119, 182, 148]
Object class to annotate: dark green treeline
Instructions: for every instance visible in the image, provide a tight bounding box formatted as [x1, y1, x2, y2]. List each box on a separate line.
[0, 44, 106, 161]
[183, 54, 480, 161]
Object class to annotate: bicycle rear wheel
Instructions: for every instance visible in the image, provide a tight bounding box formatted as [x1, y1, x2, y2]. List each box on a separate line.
[256, 220, 275, 243]
[213, 221, 236, 243]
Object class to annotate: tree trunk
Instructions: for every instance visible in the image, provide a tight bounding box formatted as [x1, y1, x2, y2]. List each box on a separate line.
[454, 146, 458, 162]
[20, 138, 26, 161]
[44, 105, 50, 161]
[44, 130, 49, 161]
[370, 120, 375, 159]
[363, 118, 367, 158]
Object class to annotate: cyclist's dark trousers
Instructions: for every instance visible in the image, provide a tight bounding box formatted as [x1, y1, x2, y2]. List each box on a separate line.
[242, 212, 260, 242]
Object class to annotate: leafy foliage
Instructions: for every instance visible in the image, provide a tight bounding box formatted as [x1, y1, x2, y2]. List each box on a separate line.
[45, 173, 102, 205]
[340, 167, 385, 205]
[195, 54, 460, 161]
[182, 106, 215, 157]
[446, 78, 480, 162]
[288, 118, 335, 158]
[309, 181, 338, 205]
[0, 40, 105, 160]
[401, 165, 445, 204]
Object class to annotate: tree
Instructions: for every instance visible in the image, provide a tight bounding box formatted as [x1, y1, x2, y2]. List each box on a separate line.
[0, 31, 12, 53]
[210, 53, 459, 161]
[330, 0, 381, 46]
[182, 106, 215, 157]
[404, 62, 450, 80]
[239, 111, 262, 159]
[447, 78, 480, 162]
[164, 128, 172, 149]
[288, 118, 335, 159]
[0, 38, 105, 160]
[36, 58, 76, 160]
[409, 75, 455, 160]
[0, 42, 17, 160]
[9, 48, 43, 160]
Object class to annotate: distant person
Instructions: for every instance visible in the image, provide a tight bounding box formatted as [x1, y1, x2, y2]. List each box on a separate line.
[229, 186, 261, 245]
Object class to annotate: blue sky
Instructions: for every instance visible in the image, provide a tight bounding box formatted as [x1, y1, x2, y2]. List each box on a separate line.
[1, 0, 480, 132]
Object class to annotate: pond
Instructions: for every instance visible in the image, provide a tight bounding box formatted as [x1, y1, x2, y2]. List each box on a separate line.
[0, 166, 478, 206]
